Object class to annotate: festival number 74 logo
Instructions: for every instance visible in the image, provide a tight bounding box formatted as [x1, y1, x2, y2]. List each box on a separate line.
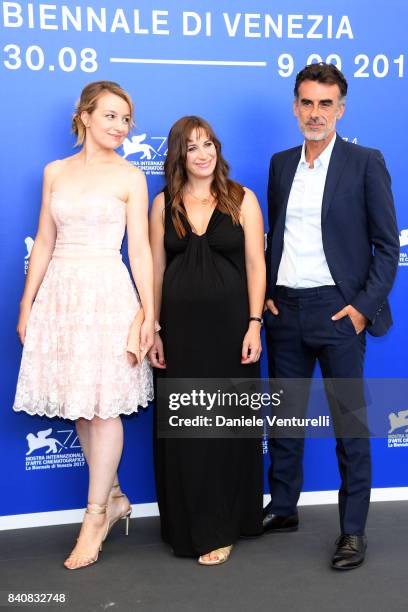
[122, 134, 167, 160]
[26, 428, 81, 455]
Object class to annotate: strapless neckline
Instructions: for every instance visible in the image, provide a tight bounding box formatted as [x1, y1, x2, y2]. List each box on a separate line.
[51, 191, 127, 206]
[14, 182, 153, 421]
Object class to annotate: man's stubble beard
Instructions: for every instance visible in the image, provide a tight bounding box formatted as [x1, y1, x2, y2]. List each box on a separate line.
[298, 116, 338, 142]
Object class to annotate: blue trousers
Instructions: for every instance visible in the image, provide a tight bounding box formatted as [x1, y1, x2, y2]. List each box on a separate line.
[265, 285, 371, 536]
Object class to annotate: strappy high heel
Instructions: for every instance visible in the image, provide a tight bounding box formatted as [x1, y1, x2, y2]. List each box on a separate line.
[64, 502, 108, 570]
[103, 484, 132, 542]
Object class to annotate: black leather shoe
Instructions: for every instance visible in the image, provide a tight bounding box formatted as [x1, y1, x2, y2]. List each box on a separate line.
[331, 534, 367, 570]
[262, 509, 299, 533]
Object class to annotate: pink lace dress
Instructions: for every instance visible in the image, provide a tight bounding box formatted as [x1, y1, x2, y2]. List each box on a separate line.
[13, 192, 153, 420]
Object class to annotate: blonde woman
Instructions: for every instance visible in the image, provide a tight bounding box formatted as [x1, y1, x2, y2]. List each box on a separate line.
[14, 81, 154, 569]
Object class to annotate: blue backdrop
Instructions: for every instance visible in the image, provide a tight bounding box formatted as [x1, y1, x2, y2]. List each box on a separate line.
[1, 0, 407, 521]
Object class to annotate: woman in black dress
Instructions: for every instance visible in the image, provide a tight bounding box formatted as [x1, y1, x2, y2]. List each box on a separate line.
[149, 116, 266, 564]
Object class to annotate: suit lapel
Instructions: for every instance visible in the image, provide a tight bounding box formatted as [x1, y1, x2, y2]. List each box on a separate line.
[321, 135, 349, 222]
[272, 147, 301, 278]
[278, 146, 301, 221]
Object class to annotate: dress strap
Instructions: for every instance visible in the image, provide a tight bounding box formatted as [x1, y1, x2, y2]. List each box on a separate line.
[162, 186, 191, 235]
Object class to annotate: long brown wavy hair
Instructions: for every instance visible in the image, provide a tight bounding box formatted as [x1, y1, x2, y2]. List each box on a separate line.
[164, 116, 245, 237]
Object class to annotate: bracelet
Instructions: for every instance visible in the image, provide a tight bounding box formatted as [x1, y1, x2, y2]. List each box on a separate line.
[154, 320, 161, 333]
[249, 316, 263, 326]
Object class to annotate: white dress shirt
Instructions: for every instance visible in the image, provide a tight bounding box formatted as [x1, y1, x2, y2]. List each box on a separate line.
[277, 134, 337, 288]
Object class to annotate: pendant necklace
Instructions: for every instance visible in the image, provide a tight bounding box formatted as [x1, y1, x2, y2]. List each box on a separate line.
[186, 187, 214, 206]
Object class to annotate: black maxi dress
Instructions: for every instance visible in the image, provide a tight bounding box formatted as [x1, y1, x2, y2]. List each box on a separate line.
[154, 189, 263, 557]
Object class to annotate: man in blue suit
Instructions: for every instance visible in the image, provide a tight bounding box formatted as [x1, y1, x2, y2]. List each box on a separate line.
[263, 63, 399, 570]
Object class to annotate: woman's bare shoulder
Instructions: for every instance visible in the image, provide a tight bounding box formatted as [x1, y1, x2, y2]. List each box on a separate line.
[44, 154, 80, 176]
[152, 191, 165, 206]
[114, 158, 147, 187]
[241, 186, 261, 209]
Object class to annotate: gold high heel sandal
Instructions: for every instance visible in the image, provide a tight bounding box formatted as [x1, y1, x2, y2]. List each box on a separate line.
[198, 545, 233, 566]
[103, 484, 132, 542]
[64, 502, 108, 570]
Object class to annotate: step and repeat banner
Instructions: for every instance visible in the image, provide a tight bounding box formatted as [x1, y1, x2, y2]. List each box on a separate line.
[1, 0, 407, 521]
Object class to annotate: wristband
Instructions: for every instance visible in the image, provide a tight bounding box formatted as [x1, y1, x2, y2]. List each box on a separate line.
[249, 316, 263, 326]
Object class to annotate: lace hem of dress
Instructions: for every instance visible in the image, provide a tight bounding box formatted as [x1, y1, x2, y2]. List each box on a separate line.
[13, 392, 154, 421]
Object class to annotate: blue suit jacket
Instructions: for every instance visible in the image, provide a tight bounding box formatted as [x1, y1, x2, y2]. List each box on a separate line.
[265, 135, 400, 336]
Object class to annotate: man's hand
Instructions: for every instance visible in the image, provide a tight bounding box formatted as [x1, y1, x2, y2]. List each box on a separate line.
[264, 299, 279, 315]
[331, 305, 368, 334]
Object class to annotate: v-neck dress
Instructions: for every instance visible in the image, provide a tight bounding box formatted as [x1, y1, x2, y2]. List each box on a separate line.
[154, 188, 263, 557]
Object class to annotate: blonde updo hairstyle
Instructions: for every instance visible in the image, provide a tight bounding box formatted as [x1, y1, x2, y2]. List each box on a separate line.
[72, 80, 134, 146]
